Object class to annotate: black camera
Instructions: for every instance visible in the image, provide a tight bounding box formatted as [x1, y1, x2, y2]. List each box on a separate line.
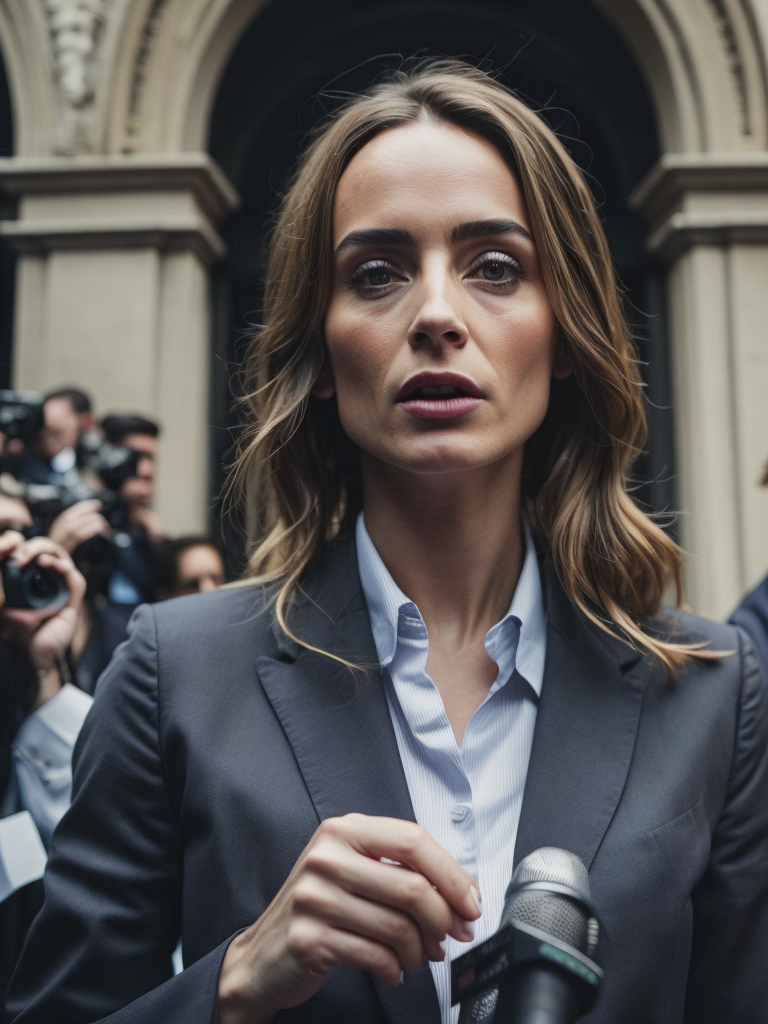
[1, 558, 69, 611]
[0, 389, 44, 443]
[0, 471, 129, 531]
[0, 473, 129, 595]
[77, 437, 141, 492]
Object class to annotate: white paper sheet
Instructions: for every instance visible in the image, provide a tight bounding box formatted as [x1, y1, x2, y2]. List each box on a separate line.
[0, 810, 47, 903]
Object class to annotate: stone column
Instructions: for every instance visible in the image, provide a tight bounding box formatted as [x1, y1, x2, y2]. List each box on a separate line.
[632, 154, 768, 618]
[0, 153, 240, 533]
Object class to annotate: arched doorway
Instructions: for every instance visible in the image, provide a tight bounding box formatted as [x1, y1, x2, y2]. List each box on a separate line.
[0, 47, 13, 387]
[207, 0, 672, 535]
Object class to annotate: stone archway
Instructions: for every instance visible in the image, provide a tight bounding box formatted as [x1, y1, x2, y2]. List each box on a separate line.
[103, 0, 768, 158]
[190, 0, 768, 614]
[0, 0, 766, 612]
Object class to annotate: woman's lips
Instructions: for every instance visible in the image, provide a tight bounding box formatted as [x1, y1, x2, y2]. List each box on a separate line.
[397, 374, 483, 419]
[399, 395, 484, 418]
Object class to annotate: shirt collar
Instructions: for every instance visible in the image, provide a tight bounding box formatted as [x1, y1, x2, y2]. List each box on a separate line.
[356, 512, 546, 697]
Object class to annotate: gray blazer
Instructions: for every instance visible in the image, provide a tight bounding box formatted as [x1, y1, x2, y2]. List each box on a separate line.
[8, 534, 768, 1024]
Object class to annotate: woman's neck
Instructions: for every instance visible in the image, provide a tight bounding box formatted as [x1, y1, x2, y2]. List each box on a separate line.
[361, 459, 526, 644]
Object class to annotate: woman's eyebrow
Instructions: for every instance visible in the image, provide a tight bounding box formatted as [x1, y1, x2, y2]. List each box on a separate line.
[333, 219, 532, 256]
[334, 227, 414, 255]
[451, 218, 533, 244]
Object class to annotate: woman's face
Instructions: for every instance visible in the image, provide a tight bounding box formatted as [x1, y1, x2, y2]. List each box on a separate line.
[321, 120, 565, 485]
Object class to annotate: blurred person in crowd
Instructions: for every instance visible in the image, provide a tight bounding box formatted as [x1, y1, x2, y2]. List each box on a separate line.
[100, 414, 166, 539]
[41, 408, 167, 690]
[729, 458, 768, 676]
[12, 388, 94, 485]
[0, 475, 118, 696]
[0, 503, 90, 993]
[154, 536, 226, 601]
[1, 403, 166, 692]
[98, 413, 166, 607]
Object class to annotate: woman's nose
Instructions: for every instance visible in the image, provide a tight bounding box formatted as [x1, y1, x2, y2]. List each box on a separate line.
[407, 272, 468, 350]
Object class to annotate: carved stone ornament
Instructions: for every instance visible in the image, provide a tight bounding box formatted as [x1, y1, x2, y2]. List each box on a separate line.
[705, 0, 751, 136]
[45, 0, 107, 109]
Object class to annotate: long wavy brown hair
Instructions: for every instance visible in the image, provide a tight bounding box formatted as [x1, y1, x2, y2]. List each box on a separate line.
[231, 60, 708, 673]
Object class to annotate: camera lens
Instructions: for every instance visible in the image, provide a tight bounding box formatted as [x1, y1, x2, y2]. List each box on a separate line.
[1, 559, 69, 610]
[26, 566, 62, 602]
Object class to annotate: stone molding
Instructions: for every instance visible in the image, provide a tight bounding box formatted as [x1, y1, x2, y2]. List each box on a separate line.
[705, 0, 752, 137]
[0, 216, 224, 263]
[0, 151, 241, 264]
[125, 0, 169, 139]
[631, 153, 768, 258]
[593, 0, 768, 152]
[0, 152, 240, 220]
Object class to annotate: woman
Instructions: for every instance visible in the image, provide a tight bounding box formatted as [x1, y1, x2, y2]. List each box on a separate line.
[8, 62, 768, 1024]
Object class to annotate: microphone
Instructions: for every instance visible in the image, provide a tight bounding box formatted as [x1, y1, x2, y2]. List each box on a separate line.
[452, 848, 602, 1024]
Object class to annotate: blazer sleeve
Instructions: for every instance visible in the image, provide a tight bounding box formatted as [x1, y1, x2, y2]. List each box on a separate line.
[684, 628, 768, 1023]
[7, 605, 233, 1024]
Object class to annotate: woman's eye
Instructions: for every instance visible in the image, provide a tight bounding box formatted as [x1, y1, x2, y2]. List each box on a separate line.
[469, 252, 524, 286]
[349, 260, 401, 293]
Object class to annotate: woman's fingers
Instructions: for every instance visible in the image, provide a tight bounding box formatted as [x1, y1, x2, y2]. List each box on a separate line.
[289, 869, 427, 975]
[286, 913, 408, 988]
[319, 814, 481, 924]
[299, 826, 474, 962]
[218, 813, 482, 1024]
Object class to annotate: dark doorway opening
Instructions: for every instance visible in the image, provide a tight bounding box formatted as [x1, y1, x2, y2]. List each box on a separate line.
[0, 50, 14, 389]
[208, 0, 673, 561]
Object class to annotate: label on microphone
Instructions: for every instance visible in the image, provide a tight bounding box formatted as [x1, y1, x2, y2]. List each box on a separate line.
[538, 943, 601, 987]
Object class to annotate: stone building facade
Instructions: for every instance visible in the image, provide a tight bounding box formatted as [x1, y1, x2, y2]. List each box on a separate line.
[0, 0, 767, 617]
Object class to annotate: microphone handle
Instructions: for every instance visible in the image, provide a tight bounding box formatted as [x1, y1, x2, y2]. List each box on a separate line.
[494, 964, 582, 1024]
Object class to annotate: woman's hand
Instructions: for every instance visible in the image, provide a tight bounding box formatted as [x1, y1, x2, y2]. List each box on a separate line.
[0, 531, 86, 708]
[217, 813, 481, 1024]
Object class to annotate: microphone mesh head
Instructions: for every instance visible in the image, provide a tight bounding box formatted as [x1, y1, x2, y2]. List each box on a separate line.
[501, 848, 598, 956]
[512, 847, 590, 892]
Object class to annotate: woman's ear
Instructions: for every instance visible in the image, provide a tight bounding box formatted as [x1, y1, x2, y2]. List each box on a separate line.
[552, 335, 573, 381]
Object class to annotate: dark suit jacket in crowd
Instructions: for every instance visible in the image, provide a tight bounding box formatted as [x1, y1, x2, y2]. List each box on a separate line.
[730, 571, 768, 681]
[7, 535, 768, 1023]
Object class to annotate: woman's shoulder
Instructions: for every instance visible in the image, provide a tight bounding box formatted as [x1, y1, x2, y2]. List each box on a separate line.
[143, 580, 278, 648]
[651, 607, 743, 648]
[649, 607, 764, 695]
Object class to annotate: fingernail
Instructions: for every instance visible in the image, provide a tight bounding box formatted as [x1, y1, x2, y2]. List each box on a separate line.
[399, 970, 405, 986]
[459, 921, 475, 941]
[471, 885, 482, 912]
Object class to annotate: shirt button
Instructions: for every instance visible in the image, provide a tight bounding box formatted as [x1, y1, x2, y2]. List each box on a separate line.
[451, 804, 470, 822]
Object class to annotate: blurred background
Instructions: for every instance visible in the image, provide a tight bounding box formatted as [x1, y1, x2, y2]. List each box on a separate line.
[0, 0, 767, 618]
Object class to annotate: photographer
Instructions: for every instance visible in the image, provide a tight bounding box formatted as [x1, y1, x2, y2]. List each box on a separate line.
[0, 501, 90, 992]
[9, 388, 94, 486]
[99, 414, 166, 607]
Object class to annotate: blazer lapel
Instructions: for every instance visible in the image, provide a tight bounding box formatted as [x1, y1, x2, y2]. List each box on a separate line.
[515, 559, 649, 871]
[255, 534, 441, 1024]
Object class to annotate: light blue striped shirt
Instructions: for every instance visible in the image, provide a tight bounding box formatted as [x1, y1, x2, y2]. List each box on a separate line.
[356, 512, 547, 1024]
